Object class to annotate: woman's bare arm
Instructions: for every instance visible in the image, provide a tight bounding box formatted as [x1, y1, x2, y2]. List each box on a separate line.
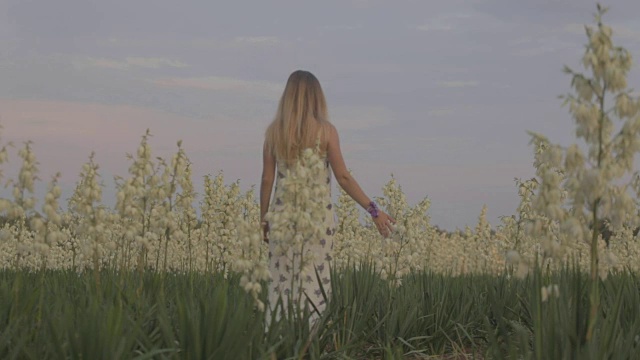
[326, 124, 371, 210]
[327, 124, 396, 237]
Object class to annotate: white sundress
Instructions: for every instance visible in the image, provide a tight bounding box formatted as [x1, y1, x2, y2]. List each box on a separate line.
[267, 156, 336, 318]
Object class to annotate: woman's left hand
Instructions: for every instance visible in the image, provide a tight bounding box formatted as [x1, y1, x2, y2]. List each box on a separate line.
[373, 210, 396, 238]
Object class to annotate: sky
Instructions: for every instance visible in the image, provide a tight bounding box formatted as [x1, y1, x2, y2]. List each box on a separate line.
[1, 0, 640, 231]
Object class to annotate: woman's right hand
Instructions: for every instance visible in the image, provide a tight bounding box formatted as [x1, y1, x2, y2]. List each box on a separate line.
[261, 221, 269, 244]
[373, 210, 396, 238]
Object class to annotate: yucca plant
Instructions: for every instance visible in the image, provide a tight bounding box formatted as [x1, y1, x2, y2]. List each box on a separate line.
[526, 3, 640, 343]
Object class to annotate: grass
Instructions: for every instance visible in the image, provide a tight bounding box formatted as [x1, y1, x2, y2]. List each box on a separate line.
[0, 264, 638, 359]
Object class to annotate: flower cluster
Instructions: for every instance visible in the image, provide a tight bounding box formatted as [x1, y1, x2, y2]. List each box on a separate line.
[519, 8, 640, 283]
[263, 147, 330, 305]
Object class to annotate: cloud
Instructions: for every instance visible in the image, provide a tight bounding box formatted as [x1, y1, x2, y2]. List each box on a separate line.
[350, 0, 376, 9]
[76, 57, 129, 70]
[563, 23, 587, 36]
[189, 36, 282, 50]
[151, 76, 283, 98]
[428, 108, 454, 117]
[0, 98, 263, 185]
[437, 80, 478, 88]
[416, 23, 453, 32]
[512, 46, 558, 57]
[124, 57, 188, 69]
[415, 13, 474, 32]
[509, 28, 581, 57]
[331, 105, 393, 131]
[321, 24, 362, 31]
[232, 36, 280, 46]
[74, 57, 188, 70]
[614, 26, 640, 42]
[564, 23, 640, 42]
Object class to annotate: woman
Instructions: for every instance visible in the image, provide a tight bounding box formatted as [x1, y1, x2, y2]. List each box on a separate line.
[260, 70, 395, 316]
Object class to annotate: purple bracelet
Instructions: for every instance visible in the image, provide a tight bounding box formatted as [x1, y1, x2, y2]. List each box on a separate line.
[366, 201, 379, 218]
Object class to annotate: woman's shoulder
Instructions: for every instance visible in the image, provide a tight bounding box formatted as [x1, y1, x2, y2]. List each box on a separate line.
[323, 122, 337, 140]
[321, 122, 336, 153]
[325, 121, 336, 132]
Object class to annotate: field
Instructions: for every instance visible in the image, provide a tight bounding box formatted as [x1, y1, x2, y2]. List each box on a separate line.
[2, 266, 639, 359]
[2, 6, 640, 359]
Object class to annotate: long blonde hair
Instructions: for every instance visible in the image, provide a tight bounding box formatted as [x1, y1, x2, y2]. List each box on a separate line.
[265, 70, 331, 165]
